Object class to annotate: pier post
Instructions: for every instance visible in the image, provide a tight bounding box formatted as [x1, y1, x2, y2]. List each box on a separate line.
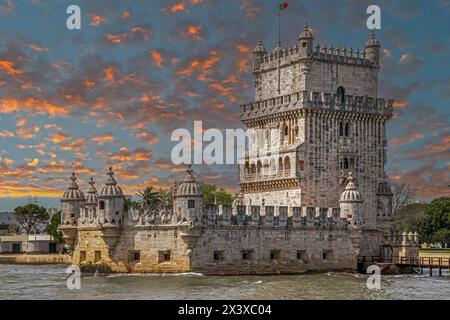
[438, 258, 442, 276]
[429, 257, 432, 277]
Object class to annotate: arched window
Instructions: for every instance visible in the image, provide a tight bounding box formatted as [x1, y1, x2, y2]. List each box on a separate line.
[345, 122, 350, 137]
[99, 201, 105, 210]
[337, 86, 345, 104]
[339, 122, 344, 137]
[343, 158, 349, 169]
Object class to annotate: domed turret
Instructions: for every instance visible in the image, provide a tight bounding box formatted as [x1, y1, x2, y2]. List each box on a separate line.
[62, 173, 85, 200]
[365, 31, 381, 65]
[339, 172, 363, 226]
[100, 167, 123, 196]
[86, 177, 98, 204]
[175, 166, 202, 197]
[340, 173, 362, 202]
[61, 173, 85, 226]
[253, 39, 266, 70]
[98, 167, 125, 226]
[298, 23, 314, 57]
[174, 165, 203, 224]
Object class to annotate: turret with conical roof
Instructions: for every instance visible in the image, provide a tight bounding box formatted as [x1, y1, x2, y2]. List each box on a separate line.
[61, 172, 85, 226]
[174, 165, 203, 224]
[298, 23, 314, 58]
[80, 177, 99, 224]
[253, 39, 266, 71]
[365, 31, 381, 66]
[339, 172, 363, 227]
[98, 167, 125, 226]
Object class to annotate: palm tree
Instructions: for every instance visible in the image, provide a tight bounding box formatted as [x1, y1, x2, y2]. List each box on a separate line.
[137, 186, 162, 212]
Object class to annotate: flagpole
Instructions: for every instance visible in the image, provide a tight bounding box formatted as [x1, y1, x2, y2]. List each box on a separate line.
[277, 6, 281, 93]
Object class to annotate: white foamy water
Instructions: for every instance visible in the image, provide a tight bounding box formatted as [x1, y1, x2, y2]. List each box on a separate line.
[0, 264, 449, 300]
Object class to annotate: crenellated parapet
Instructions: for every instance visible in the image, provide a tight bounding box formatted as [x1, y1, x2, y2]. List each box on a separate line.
[241, 90, 394, 121]
[255, 43, 376, 73]
[124, 204, 349, 231]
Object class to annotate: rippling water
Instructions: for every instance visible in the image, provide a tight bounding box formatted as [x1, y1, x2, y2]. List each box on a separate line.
[0, 264, 449, 300]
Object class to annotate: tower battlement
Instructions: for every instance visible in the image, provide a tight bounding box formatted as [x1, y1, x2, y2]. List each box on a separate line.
[255, 43, 377, 73]
[241, 90, 394, 121]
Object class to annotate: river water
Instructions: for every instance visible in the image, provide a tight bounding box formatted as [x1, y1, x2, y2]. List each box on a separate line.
[0, 264, 448, 300]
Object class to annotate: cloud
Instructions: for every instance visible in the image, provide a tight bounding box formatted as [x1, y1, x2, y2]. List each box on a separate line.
[181, 24, 205, 42]
[0, 60, 24, 76]
[90, 14, 107, 26]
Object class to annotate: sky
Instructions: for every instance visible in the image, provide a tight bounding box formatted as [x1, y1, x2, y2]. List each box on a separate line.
[0, 0, 449, 211]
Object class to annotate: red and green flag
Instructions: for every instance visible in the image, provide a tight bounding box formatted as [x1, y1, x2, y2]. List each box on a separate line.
[279, 3, 288, 12]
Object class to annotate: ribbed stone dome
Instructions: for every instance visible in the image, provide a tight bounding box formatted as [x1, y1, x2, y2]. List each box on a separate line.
[99, 167, 123, 196]
[340, 172, 362, 202]
[299, 23, 314, 40]
[175, 166, 202, 197]
[253, 40, 266, 54]
[86, 177, 98, 204]
[62, 173, 85, 200]
[366, 31, 380, 47]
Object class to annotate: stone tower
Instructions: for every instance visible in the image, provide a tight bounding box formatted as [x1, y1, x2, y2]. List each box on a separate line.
[60, 172, 85, 251]
[339, 172, 363, 227]
[98, 167, 124, 226]
[81, 177, 98, 224]
[239, 25, 394, 229]
[174, 165, 203, 224]
[61, 172, 85, 226]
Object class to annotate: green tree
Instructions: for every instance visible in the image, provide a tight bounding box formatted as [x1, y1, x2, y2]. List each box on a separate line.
[14, 204, 49, 234]
[200, 184, 234, 205]
[393, 203, 427, 233]
[158, 187, 174, 207]
[138, 186, 162, 212]
[124, 198, 139, 212]
[46, 211, 64, 244]
[419, 197, 450, 244]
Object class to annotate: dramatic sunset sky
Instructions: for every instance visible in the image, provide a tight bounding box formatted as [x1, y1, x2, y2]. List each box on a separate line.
[0, 0, 449, 210]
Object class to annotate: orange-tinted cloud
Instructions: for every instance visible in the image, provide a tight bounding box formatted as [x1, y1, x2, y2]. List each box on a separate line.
[181, 24, 204, 42]
[122, 10, 132, 19]
[0, 130, 14, 138]
[90, 133, 114, 144]
[150, 50, 165, 68]
[90, 14, 107, 26]
[0, 60, 23, 76]
[27, 158, 39, 168]
[49, 132, 70, 144]
[0, 98, 68, 117]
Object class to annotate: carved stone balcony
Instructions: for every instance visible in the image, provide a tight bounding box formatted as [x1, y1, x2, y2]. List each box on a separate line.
[240, 170, 294, 183]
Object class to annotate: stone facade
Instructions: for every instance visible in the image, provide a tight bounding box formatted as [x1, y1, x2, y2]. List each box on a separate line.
[60, 26, 418, 274]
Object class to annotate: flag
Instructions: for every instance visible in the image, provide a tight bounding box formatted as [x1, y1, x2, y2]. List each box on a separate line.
[279, 3, 288, 12]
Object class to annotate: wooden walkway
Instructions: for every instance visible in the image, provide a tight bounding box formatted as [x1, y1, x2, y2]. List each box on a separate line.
[358, 256, 450, 276]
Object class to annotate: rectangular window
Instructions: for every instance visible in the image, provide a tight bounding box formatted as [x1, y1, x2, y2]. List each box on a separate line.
[79, 251, 86, 263]
[242, 250, 253, 260]
[158, 250, 171, 263]
[297, 250, 307, 262]
[213, 250, 224, 261]
[188, 200, 195, 209]
[270, 250, 281, 260]
[94, 250, 101, 263]
[128, 250, 141, 263]
[323, 250, 333, 261]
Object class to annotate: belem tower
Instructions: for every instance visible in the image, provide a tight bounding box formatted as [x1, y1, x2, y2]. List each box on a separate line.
[60, 25, 419, 274]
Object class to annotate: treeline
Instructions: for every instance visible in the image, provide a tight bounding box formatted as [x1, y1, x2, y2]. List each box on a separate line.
[394, 197, 450, 245]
